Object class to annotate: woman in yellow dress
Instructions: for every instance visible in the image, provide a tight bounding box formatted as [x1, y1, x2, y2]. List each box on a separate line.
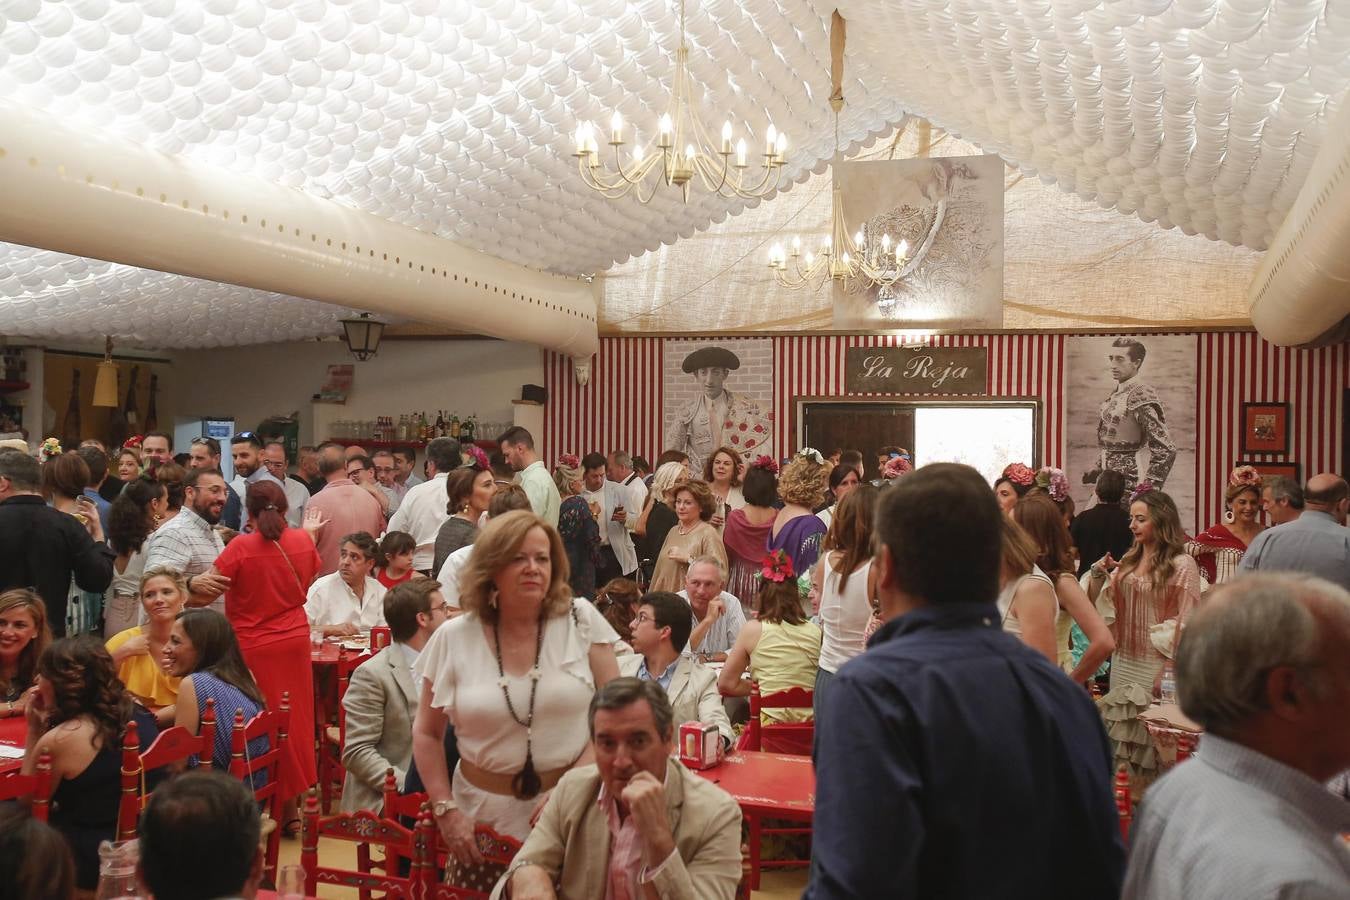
[105, 567, 186, 725]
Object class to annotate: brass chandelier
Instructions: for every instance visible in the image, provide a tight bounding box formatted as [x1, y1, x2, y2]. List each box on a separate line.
[572, 0, 788, 203]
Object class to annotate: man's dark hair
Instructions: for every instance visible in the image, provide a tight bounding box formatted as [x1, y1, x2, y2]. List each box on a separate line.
[581, 452, 607, 472]
[384, 579, 441, 643]
[181, 467, 223, 491]
[839, 449, 864, 470]
[0, 805, 75, 900]
[489, 451, 514, 481]
[341, 532, 380, 561]
[263, 440, 287, 455]
[346, 455, 371, 472]
[190, 436, 222, 457]
[391, 447, 416, 466]
[588, 676, 675, 742]
[640, 591, 693, 653]
[144, 431, 174, 451]
[230, 432, 263, 451]
[0, 449, 42, 492]
[1093, 469, 1126, 504]
[1110, 337, 1146, 364]
[498, 426, 534, 449]
[138, 771, 260, 900]
[876, 463, 1001, 607]
[76, 445, 108, 485]
[631, 455, 652, 476]
[318, 444, 346, 477]
[1263, 475, 1304, 509]
[655, 450, 689, 468]
[425, 437, 462, 473]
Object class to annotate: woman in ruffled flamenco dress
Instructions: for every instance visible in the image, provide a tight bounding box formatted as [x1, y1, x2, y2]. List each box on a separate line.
[1086, 486, 1200, 781]
[1186, 465, 1265, 590]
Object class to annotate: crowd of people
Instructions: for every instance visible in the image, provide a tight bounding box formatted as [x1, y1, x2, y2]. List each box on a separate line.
[1, 423, 1348, 898]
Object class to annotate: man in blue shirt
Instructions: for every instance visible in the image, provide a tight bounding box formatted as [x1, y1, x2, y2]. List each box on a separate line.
[807, 463, 1124, 899]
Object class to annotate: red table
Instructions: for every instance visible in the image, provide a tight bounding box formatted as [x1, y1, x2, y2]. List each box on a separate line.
[0, 716, 26, 775]
[692, 750, 815, 889]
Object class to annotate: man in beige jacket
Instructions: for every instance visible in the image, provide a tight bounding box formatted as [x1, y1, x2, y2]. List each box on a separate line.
[492, 678, 742, 900]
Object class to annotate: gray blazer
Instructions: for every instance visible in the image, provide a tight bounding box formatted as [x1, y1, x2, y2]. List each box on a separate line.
[340, 643, 418, 813]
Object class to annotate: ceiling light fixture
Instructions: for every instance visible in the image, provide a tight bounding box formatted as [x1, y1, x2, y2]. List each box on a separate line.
[572, 0, 787, 203]
[340, 313, 385, 362]
[92, 336, 119, 408]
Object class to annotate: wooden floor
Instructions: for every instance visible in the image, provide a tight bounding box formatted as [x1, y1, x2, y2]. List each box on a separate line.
[277, 835, 808, 898]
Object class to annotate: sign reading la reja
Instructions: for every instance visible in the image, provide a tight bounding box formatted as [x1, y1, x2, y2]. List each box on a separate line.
[844, 346, 988, 395]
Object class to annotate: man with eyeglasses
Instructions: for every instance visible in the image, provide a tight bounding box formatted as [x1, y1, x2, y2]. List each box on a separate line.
[263, 441, 310, 528]
[371, 450, 405, 515]
[186, 437, 243, 531]
[339, 579, 452, 813]
[346, 455, 392, 517]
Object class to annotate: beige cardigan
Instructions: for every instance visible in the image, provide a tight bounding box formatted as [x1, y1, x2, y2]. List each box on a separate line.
[490, 758, 742, 900]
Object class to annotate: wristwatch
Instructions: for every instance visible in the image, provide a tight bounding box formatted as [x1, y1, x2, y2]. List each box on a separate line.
[431, 799, 457, 818]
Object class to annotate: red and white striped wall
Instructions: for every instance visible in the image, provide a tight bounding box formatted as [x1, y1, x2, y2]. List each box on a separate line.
[545, 332, 1349, 533]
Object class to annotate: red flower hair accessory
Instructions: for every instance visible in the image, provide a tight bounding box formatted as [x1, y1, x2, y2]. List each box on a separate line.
[1229, 465, 1261, 488]
[122, 435, 144, 450]
[750, 455, 779, 475]
[760, 549, 794, 583]
[1002, 462, 1035, 487]
[556, 453, 580, 469]
[464, 445, 490, 470]
[1130, 481, 1155, 502]
[1034, 466, 1070, 502]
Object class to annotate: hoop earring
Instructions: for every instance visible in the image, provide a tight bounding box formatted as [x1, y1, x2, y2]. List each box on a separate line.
[1223, 508, 1235, 524]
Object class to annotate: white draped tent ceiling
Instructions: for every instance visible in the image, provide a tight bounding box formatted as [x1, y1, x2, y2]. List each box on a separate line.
[0, 0, 1345, 346]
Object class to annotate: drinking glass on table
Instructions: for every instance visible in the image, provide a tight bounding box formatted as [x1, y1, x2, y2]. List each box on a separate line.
[277, 863, 306, 899]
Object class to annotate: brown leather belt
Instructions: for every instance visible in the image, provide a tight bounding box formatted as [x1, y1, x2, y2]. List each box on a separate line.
[458, 759, 569, 797]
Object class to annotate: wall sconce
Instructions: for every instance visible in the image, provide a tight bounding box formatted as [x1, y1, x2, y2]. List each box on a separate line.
[340, 313, 385, 361]
[92, 336, 119, 407]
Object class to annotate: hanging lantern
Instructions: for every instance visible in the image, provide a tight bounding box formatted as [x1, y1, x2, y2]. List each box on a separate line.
[340, 313, 385, 361]
[92, 336, 119, 407]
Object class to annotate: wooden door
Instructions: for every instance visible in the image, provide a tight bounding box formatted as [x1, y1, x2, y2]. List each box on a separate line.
[802, 403, 914, 481]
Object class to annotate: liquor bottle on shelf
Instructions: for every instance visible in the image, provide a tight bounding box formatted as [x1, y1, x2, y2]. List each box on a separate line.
[433, 410, 443, 439]
[449, 412, 461, 439]
[419, 411, 430, 441]
[461, 414, 475, 444]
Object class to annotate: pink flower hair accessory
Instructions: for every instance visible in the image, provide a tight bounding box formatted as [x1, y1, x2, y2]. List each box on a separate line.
[750, 455, 779, 475]
[1002, 462, 1035, 487]
[556, 453, 580, 469]
[759, 549, 794, 583]
[882, 456, 914, 480]
[464, 445, 490, 470]
[1034, 467, 1069, 502]
[1228, 465, 1261, 488]
[1130, 481, 1155, 502]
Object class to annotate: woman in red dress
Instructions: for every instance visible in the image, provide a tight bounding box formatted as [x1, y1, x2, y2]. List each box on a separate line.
[1186, 465, 1265, 587]
[206, 480, 321, 826]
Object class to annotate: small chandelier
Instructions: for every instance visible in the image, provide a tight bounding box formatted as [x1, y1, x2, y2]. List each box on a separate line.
[572, 0, 787, 203]
[340, 313, 384, 362]
[767, 107, 918, 306]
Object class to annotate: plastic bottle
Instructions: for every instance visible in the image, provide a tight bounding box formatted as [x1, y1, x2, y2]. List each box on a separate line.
[1160, 661, 1177, 705]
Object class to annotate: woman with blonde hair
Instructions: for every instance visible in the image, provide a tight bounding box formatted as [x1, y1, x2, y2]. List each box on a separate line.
[768, 449, 829, 575]
[552, 455, 600, 599]
[649, 479, 726, 592]
[0, 588, 50, 718]
[105, 567, 186, 725]
[702, 445, 746, 528]
[412, 511, 619, 882]
[1186, 465, 1265, 587]
[1088, 488, 1201, 776]
[634, 461, 686, 583]
[997, 516, 1059, 662]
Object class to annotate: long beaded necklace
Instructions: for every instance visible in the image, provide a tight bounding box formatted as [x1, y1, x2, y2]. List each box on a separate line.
[491, 612, 546, 800]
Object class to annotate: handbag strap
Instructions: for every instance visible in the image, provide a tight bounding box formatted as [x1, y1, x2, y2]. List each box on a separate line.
[273, 539, 308, 602]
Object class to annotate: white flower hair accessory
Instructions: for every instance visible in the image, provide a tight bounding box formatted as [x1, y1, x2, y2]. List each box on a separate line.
[797, 447, 825, 465]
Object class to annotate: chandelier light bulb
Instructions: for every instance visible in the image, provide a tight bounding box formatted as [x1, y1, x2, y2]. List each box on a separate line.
[881, 234, 892, 250]
[610, 111, 623, 144]
[854, 230, 865, 248]
[805, 251, 815, 266]
[765, 124, 777, 156]
[822, 235, 832, 249]
[721, 120, 733, 153]
[735, 138, 746, 167]
[775, 132, 787, 159]
[657, 113, 673, 148]
[791, 235, 801, 252]
[632, 143, 644, 164]
[841, 251, 852, 264]
[897, 238, 909, 259]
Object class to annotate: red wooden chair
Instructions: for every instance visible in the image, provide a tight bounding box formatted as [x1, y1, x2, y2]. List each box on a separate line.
[1114, 767, 1133, 844]
[0, 751, 53, 821]
[116, 722, 143, 841]
[300, 789, 418, 898]
[413, 805, 523, 899]
[742, 684, 815, 755]
[115, 700, 217, 840]
[737, 685, 815, 889]
[318, 651, 369, 813]
[230, 692, 290, 885]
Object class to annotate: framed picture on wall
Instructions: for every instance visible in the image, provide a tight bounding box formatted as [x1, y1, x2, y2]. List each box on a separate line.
[1238, 460, 1301, 484]
[1240, 402, 1290, 454]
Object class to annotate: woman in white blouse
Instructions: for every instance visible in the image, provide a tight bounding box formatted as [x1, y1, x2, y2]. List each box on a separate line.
[412, 510, 620, 882]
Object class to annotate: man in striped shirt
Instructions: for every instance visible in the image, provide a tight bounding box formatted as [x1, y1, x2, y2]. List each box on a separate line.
[1122, 573, 1350, 899]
